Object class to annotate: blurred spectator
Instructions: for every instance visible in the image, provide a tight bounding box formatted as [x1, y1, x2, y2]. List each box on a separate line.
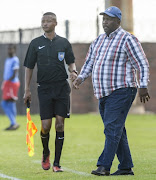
[1, 44, 20, 130]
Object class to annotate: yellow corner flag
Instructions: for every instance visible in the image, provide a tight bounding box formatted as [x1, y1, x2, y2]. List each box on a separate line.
[26, 101, 38, 157]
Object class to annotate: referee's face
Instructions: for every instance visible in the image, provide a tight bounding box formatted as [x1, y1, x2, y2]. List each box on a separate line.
[41, 15, 57, 33]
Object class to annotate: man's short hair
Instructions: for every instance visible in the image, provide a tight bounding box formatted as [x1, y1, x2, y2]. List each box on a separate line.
[8, 43, 16, 50]
[43, 12, 56, 17]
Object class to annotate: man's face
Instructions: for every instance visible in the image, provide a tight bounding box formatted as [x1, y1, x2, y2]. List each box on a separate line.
[41, 15, 57, 33]
[8, 46, 15, 57]
[102, 14, 120, 35]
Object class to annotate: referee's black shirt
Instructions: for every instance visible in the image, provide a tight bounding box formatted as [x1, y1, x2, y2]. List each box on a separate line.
[24, 35, 75, 83]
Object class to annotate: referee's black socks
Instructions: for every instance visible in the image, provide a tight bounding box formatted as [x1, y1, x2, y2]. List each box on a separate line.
[40, 131, 50, 155]
[54, 131, 64, 167]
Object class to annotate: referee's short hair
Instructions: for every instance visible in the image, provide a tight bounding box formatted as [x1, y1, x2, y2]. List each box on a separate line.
[43, 12, 56, 17]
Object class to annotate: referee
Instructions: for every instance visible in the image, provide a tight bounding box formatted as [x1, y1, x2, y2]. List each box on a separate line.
[23, 12, 77, 172]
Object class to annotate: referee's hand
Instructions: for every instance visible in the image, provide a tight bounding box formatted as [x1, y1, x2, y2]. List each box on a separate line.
[70, 72, 77, 82]
[23, 89, 31, 106]
[73, 77, 82, 89]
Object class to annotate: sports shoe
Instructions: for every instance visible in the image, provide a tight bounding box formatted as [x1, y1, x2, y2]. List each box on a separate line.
[42, 153, 51, 170]
[91, 166, 110, 176]
[52, 166, 64, 172]
[111, 169, 134, 175]
[5, 124, 20, 130]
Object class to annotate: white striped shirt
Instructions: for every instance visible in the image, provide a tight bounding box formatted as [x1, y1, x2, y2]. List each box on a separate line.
[78, 27, 149, 99]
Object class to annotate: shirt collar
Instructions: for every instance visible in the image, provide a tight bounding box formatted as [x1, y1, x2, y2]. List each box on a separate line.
[43, 33, 57, 40]
[106, 26, 121, 39]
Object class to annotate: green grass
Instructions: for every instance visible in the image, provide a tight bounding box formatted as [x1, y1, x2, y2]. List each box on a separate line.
[0, 114, 156, 180]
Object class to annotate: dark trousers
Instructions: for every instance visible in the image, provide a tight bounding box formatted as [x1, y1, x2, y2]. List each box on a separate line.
[97, 87, 137, 171]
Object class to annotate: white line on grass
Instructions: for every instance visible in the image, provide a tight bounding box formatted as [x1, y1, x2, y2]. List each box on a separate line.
[33, 160, 92, 177]
[0, 173, 22, 180]
[63, 167, 91, 176]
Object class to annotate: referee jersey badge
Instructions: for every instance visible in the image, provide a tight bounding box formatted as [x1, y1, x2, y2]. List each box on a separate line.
[58, 52, 65, 61]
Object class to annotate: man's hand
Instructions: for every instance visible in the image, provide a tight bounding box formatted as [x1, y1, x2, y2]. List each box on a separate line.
[70, 72, 77, 82]
[73, 77, 83, 89]
[23, 89, 31, 105]
[139, 88, 150, 103]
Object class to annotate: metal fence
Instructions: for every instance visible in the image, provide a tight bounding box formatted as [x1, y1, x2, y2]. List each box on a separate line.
[0, 18, 156, 44]
[0, 28, 43, 44]
[0, 17, 103, 44]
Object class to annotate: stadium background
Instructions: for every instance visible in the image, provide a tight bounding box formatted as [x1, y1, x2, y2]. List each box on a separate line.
[0, 0, 156, 115]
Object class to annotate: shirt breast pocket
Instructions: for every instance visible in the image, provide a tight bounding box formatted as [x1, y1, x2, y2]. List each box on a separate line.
[110, 45, 126, 60]
[37, 48, 49, 65]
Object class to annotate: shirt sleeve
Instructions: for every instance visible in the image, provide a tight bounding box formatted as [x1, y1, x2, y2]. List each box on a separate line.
[124, 35, 149, 88]
[13, 57, 20, 70]
[64, 40, 75, 65]
[78, 42, 95, 82]
[24, 40, 37, 69]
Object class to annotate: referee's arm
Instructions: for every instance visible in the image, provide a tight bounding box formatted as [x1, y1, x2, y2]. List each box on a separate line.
[23, 67, 33, 105]
[68, 63, 78, 82]
[68, 63, 76, 73]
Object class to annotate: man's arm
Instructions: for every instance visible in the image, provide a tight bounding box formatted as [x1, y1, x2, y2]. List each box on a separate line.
[9, 69, 18, 81]
[23, 67, 33, 105]
[68, 63, 78, 82]
[1, 69, 19, 89]
[73, 43, 95, 89]
[125, 35, 150, 103]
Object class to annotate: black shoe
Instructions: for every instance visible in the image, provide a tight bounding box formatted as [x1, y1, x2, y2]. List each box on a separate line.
[5, 124, 20, 130]
[91, 166, 110, 176]
[111, 169, 134, 176]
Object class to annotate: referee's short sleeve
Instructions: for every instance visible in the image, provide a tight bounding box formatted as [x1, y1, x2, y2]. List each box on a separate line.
[65, 40, 75, 65]
[24, 40, 37, 69]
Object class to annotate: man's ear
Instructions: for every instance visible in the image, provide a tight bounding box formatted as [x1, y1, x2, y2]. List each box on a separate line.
[116, 18, 121, 25]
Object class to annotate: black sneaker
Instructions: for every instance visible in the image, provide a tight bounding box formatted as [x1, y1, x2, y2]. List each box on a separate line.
[5, 124, 20, 130]
[111, 169, 134, 176]
[91, 166, 110, 176]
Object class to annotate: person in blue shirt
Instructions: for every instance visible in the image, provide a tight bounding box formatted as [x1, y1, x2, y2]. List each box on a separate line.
[1, 44, 20, 130]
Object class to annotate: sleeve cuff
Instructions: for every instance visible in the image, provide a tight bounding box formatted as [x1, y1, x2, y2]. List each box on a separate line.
[78, 75, 85, 83]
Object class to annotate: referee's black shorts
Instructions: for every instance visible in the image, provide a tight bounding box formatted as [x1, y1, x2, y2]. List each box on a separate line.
[37, 80, 71, 120]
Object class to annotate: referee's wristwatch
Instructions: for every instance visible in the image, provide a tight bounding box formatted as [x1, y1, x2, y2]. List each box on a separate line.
[71, 70, 78, 75]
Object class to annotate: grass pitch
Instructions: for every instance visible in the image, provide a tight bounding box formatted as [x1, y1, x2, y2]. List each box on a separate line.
[0, 113, 156, 180]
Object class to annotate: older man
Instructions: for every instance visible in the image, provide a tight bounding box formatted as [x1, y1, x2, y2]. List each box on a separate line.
[73, 6, 150, 176]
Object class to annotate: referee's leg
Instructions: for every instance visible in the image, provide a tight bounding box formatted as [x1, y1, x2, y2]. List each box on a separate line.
[53, 115, 65, 170]
[41, 119, 52, 170]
